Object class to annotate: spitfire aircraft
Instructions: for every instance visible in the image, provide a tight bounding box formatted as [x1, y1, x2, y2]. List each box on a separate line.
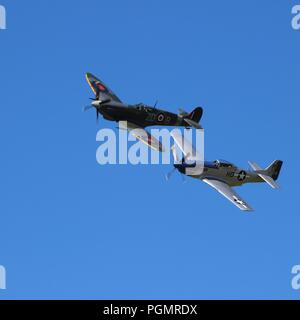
[84, 72, 203, 151]
[168, 131, 283, 211]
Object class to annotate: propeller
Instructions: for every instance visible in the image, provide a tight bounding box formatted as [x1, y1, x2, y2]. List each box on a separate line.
[83, 102, 100, 124]
[171, 144, 180, 163]
[165, 144, 187, 183]
[165, 167, 176, 181]
[180, 173, 187, 183]
[165, 167, 187, 183]
[83, 105, 93, 112]
[96, 109, 100, 124]
[83, 97, 111, 124]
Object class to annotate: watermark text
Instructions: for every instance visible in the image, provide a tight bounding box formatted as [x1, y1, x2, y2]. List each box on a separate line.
[0, 5, 6, 30]
[292, 5, 300, 30]
[0, 265, 6, 289]
[95, 122, 204, 174]
[291, 265, 300, 290]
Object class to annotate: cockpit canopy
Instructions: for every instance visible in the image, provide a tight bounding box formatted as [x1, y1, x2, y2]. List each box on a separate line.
[214, 159, 236, 168]
[134, 103, 153, 112]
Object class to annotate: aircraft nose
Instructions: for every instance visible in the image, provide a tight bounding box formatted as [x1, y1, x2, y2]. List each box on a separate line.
[92, 101, 101, 108]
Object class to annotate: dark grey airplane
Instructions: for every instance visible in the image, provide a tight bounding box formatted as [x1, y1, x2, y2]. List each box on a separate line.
[168, 131, 283, 211]
[85, 72, 203, 151]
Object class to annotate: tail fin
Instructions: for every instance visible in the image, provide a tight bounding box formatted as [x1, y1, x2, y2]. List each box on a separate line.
[183, 107, 203, 129]
[265, 160, 283, 181]
[187, 107, 203, 123]
[248, 160, 283, 189]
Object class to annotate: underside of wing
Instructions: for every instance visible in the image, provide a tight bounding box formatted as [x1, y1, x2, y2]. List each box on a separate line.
[86, 72, 122, 103]
[203, 178, 253, 212]
[120, 122, 164, 152]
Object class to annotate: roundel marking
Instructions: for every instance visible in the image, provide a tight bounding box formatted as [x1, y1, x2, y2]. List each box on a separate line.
[96, 82, 107, 92]
[157, 113, 165, 122]
[237, 170, 247, 181]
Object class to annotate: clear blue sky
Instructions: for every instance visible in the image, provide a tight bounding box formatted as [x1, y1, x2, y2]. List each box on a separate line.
[0, 0, 299, 299]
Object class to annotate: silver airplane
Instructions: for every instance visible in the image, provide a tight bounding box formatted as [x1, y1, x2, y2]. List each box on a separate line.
[168, 131, 283, 211]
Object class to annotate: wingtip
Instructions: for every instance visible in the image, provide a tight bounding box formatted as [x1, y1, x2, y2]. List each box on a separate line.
[85, 72, 91, 82]
[85, 72, 97, 80]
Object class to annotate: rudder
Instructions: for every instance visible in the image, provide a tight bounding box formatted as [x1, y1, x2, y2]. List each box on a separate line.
[188, 107, 203, 123]
[266, 160, 283, 180]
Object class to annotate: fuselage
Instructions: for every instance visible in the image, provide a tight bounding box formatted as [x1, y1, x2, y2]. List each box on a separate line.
[175, 159, 264, 187]
[98, 102, 186, 128]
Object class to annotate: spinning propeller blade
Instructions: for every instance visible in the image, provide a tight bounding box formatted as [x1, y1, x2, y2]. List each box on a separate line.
[96, 109, 100, 124]
[165, 167, 176, 181]
[83, 105, 93, 112]
[180, 173, 187, 183]
[166, 145, 187, 183]
[171, 144, 180, 162]
[83, 99, 102, 124]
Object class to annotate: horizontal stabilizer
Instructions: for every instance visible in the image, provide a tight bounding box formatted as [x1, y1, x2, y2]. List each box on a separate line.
[248, 161, 279, 189]
[184, 118, 202, 129]
[180, 107, 203, 128]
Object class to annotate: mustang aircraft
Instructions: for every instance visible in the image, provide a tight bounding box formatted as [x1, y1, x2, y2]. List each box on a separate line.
[168, 131, 283, 211]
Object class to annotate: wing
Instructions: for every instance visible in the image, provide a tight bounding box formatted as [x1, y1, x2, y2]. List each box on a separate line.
[86, 72, 122, 103]
[120, 122, 165, 152]
[203, 178, 253, 211]
[171, 130, 202, 161]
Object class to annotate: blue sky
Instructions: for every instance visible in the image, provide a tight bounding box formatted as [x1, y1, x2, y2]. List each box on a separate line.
[0, 0, 299, 299]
